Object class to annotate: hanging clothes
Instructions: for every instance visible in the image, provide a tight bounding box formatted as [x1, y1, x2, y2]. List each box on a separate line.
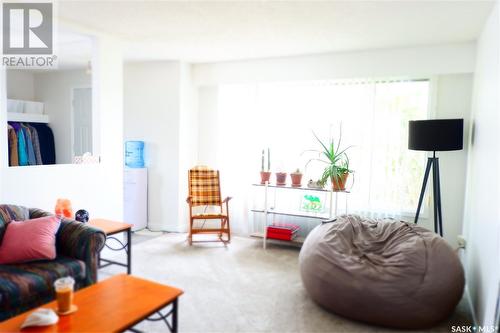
[11, 123, 29, 166]
[21, 124, 37, 166]
[6, 122, 56, 166]
[26, 124, 43, 165]
[7, 124, 19, 167]
[31, 123, 56, 165]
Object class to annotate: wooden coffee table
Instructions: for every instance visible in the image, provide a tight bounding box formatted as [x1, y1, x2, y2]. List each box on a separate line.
[90, 219, 133, 274]
[0, 274, 183, 333]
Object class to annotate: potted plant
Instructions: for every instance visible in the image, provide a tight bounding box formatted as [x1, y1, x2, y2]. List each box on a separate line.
[290, 168, 303, 187]
[276, 171, 287, 186]
[306, 127, 353, 191]
[260, 148, 272, 184]
[322, 159, 351, 191]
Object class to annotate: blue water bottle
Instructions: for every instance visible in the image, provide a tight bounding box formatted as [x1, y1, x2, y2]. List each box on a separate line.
[125, 141, 145, 168]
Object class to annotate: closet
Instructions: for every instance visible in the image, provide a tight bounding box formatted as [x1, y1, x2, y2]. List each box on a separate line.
[6, 65, 93, 166]
[7, 99, 56, 167]
[8, 124, 55, 167]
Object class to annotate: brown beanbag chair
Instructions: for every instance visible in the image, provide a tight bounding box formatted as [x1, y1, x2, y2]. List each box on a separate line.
[299, 214, 464, 329]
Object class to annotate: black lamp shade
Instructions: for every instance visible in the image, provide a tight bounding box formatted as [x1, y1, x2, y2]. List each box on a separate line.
[408, 119, 463, 151]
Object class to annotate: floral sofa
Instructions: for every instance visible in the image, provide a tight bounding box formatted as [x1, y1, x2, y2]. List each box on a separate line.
[0, 205, 106, 321]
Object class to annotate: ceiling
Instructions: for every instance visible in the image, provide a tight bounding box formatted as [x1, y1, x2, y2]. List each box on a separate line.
[57, 1, 495, 64]
[56, 28, 93, 70]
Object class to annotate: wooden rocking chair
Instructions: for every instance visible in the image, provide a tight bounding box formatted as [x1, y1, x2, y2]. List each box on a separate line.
[186, 166, 232, 245]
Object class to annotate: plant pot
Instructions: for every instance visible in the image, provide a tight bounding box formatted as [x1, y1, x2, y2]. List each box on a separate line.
[260, 171, 272, 184]
[276, 172, 287, 186]
[331, 173, 349, 191]
[290, 173, 303, 187]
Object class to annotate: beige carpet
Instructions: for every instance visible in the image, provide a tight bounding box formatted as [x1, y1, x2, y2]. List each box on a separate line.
[99, 233, 471, 333]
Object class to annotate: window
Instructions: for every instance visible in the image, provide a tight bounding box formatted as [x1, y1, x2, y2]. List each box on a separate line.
[215, 79, 430, 231]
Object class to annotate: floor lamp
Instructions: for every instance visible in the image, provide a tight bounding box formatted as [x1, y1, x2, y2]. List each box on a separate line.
[408, 119, 463, 237]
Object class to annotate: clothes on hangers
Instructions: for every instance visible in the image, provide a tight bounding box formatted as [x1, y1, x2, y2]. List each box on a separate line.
[17, 126, 29, 166]
[7, 122, 56, 166]
[7, 125, 18, 167]
[21, 124, 37, 165]
[27, 124, 43, 165]
[30, 123, 56, 165]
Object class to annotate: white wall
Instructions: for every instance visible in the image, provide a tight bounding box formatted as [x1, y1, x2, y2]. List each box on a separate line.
[178, 63, 199, 231]
[427, 74, 473, 246]
[34, 70, 91, 164]
[124, 61, 199, 232]
[6, 70, 35, 100]
[93, 36, 125, 221]
[198, 86, 218, 166]
[462, 4, 500, 326]
[0, 36, 124, 222]
[124, 61, 190, 231]
[193, 43, 475, 86]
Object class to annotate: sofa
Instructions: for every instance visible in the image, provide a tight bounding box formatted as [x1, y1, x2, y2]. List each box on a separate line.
[0, 205, 106, 321]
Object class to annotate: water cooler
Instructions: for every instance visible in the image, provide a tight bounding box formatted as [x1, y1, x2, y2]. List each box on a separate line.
[124, 141, 148, 231]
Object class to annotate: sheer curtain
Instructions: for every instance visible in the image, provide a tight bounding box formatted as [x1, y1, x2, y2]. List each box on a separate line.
[214, 79, 429, 234]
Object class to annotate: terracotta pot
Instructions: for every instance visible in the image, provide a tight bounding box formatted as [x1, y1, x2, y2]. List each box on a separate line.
[260, 171, 272, 184]
[290, 173, 303, 187]
[276, 172, 287, 186]
[331, 173, 349, 191]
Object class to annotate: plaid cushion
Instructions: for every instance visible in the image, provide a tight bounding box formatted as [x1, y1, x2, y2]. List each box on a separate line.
[189, 166, 222, 206]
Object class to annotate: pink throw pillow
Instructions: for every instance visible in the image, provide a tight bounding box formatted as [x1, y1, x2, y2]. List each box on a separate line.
[0, 216, 61, 264]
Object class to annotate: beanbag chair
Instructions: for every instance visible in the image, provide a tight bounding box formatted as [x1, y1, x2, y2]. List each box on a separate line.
[299, 214, 464, 329]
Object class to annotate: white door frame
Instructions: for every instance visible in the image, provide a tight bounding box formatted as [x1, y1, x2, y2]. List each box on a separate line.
[70, 85, 92, 160]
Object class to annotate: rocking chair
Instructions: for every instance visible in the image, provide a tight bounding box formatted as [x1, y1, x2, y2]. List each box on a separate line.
[186, 166, 232, 245]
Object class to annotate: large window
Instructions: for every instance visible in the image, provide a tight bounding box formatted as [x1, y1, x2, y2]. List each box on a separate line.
[215, 79, 430, 231]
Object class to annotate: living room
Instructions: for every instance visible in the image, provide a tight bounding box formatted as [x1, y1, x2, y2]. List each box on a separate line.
[0, 1, 498, 332]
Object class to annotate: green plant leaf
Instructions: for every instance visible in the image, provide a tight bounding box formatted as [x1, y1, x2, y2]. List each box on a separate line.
[312, 131, 330, 156]
[309, 125, 353, 187]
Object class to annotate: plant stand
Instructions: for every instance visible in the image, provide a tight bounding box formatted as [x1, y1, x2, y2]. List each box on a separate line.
[251, 182, 349, 249]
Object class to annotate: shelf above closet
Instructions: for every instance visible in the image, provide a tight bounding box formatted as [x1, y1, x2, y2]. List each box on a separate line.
[7, 113, 49, 123]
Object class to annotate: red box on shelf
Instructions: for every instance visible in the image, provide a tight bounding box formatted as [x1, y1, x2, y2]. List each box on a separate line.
[267, 231, 295, 241]
[267, 223, 300, 241]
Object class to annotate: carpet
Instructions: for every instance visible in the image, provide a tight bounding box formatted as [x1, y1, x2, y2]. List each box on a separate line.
[99, 233, 471, 333]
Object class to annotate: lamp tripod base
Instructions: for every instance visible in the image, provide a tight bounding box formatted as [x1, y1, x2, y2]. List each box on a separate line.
[414, 152, 443, 237]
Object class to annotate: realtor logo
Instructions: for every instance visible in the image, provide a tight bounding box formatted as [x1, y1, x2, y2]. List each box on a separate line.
[3, 2, 53, 54]
[2, 2, 56, 68]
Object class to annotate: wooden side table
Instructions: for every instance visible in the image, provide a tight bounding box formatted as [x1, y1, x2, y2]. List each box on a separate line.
[89, 219, 133, 274]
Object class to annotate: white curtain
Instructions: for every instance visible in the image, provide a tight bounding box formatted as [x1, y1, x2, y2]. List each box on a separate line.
[213, 79, 429, 234]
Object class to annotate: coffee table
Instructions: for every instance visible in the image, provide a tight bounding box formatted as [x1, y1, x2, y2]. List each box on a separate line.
[90, 219, 133, 274]
[0, 274, 183, 333]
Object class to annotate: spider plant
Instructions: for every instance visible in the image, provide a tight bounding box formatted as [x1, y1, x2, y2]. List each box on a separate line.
[305, 127, 353, 190]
